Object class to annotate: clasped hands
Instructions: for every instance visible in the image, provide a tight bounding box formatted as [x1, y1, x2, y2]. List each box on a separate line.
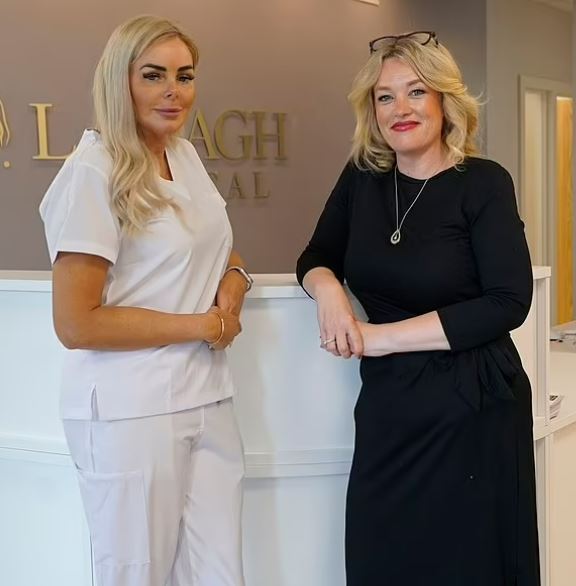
[205, 267, 247, 350]
[316, 285, 382, 359]
[318, 315, 379, 359]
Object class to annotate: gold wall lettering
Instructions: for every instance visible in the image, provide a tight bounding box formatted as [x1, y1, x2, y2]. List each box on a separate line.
[7, 103, 286, 197]
[188, 110, 220, 160]
[209, 171, 271, 200]
[253, 111, 287, 160]
[189, 109, 287, 162]
[253, 171, 271, 198]
[229, 173, 246, 199]
[214, 110, 253, 161]
[31, 103, 73, 160]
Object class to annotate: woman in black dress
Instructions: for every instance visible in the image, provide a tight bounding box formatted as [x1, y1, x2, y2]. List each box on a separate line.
[296, 32, 540, 585]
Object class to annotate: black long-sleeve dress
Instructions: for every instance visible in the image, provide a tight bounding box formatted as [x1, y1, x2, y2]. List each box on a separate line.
[296, 158, 540, 586]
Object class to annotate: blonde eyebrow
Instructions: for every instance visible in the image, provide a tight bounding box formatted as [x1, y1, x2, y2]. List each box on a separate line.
[374, 79, 423, 92]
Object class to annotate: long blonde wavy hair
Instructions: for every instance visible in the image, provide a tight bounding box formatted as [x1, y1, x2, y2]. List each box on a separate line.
[349, 36, 479, 172]
[93, 15, 199, 231]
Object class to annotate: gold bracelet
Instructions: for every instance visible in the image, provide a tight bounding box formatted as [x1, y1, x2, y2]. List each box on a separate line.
[206, 309, 225, 348]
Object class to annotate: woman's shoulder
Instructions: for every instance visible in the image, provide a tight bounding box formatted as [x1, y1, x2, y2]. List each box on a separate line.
[458, 156, 513, 185]
[39, 131, 111, 219]
[454, 157, 517, 218]
[67, 129, 112, 178]
[337, 159, 388, 187]
[329, 159, 372, 193]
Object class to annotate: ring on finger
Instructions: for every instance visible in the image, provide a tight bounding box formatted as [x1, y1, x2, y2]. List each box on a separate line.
[321, 337, 336, 346]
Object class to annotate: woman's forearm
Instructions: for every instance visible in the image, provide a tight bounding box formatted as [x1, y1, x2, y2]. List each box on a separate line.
[55, 305, 219, 351]
[362, 311, 451, 356]
[302, 267, 343, 300]
[52, 252, 225, 351]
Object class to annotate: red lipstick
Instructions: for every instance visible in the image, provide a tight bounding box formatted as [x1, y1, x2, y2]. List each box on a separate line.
[392, 121, 419, 131]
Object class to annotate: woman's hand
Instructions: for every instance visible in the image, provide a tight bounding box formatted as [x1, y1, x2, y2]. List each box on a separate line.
[215, 269, 247, 317]
[315, 280, 363, 359]
[204, 306, 241, 350]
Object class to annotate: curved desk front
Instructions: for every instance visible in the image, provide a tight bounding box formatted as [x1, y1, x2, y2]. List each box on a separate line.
[0, 269, 559, 586]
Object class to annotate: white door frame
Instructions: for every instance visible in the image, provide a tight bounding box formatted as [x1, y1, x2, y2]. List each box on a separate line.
[519, 75, 572, 324]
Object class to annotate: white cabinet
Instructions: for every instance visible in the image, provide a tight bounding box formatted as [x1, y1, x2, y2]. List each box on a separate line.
[548, 348, 576, 586]
[550, 424, 576, 586]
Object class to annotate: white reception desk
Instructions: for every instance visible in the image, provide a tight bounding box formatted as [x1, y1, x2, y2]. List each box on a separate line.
[1, 268, 576, 586]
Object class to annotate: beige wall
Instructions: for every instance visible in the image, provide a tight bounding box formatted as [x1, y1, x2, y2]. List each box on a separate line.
[0, 0, 486, 272]
[486, 0, 573, 187]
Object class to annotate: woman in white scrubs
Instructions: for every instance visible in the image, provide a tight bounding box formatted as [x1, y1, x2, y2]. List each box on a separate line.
[39, 15, 250, 586]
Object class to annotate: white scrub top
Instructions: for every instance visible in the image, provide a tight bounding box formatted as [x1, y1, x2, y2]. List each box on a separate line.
[39, 130, 235, 420]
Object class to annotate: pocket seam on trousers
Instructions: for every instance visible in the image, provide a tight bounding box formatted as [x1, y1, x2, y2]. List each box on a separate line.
[77, 468, 151, 566]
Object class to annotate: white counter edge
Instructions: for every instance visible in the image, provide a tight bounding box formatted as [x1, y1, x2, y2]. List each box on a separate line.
[0, 271, 306, 297]
[0, 266, 552, 295]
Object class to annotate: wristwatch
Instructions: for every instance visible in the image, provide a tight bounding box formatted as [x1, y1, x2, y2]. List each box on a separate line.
[225, 265, 254, 291]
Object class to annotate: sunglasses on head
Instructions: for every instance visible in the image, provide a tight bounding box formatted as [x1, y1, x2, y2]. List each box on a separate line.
[369, 31, 438, 54]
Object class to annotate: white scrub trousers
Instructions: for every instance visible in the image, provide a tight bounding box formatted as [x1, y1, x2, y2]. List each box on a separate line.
[63, 398, 245, 586]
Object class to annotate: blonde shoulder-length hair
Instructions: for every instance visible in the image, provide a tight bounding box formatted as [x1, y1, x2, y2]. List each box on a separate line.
[93, 15, 199, 232]
[348, 36, 479, 172]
